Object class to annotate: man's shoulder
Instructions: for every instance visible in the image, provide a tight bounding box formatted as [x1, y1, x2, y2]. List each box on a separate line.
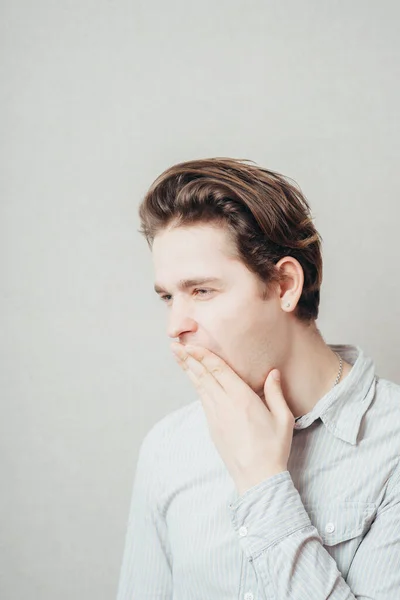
[140, 399, 204, 455]
[373, 375, 400, 427]
[375, 375, 400, 402]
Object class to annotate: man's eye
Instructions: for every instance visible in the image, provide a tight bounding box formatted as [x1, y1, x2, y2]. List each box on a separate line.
[159, 289, 212, 303]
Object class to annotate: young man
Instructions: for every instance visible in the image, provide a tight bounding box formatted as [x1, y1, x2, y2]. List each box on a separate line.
[116, 158, 400, 599]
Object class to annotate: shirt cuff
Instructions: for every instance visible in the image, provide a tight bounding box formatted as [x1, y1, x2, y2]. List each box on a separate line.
[228, 471, 312, 560]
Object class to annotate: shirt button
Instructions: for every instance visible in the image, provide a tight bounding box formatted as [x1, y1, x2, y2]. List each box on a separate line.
[244, 593, 254, 600]
[325, 522, 335, 534]
[239, 526, 248, 537]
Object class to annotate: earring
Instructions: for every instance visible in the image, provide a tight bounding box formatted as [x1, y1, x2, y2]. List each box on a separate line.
[285, 302, 291, 308]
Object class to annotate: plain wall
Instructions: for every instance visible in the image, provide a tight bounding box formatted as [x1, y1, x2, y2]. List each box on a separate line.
[1, 1, 399, 598]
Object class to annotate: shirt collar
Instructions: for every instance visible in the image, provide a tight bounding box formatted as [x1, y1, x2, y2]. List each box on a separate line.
[293, 344, 377, 445]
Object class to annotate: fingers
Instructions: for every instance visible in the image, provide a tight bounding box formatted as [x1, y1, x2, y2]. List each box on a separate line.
[171, 343, 224, 399]
[264, 369, 294, 421]
[183, 344, 249, 396]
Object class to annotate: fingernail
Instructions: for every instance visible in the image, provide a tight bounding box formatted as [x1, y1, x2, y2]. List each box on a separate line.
[272, 369, 280, 381]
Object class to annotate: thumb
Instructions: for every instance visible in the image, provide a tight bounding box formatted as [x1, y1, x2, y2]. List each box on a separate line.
[263, 369, 293, 418]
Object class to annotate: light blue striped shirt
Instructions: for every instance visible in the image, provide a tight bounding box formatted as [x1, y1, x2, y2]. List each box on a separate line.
[116, 344, 400, 599]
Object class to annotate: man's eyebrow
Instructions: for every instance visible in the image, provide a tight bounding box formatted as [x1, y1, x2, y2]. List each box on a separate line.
[154, 277, 223, 294]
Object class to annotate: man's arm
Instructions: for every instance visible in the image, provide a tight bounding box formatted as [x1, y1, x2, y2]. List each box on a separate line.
[230, 466, 400, 599]
[116, 432, 173, 600]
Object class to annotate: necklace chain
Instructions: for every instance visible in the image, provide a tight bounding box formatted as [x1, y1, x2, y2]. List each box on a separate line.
[333, 352, 343, 387]
[295, 352, 343, 422]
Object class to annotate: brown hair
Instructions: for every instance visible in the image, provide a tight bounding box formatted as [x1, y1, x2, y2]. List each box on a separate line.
[138, 157, 323, 323]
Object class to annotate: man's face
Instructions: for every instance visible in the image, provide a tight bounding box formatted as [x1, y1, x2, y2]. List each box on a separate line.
[152, 223, 289, 395]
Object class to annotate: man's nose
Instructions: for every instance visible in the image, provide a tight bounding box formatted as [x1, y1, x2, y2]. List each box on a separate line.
[167, 303, 198, 339]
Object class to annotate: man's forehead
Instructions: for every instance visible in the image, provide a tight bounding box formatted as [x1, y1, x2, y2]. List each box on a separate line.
[153, 222, 236, 249]
[152, 225, 240, 293]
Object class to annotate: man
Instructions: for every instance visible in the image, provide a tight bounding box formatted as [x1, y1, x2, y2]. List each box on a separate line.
[116, 158, 400, 599]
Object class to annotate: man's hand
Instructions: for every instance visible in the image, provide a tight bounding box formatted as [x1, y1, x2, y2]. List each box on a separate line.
[171, 343, 295, 496]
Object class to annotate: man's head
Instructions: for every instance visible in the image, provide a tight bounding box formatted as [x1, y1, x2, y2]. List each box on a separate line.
[138, 158, 323, 395]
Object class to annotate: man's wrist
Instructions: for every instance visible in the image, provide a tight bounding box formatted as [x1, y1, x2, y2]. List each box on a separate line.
[236, 465, 288, 496]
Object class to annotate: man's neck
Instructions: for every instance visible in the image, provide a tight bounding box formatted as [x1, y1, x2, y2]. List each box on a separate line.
[262, 325, 353, 419]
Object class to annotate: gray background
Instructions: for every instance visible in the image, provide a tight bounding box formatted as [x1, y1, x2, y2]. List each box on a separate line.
[1, 1, 399, 599]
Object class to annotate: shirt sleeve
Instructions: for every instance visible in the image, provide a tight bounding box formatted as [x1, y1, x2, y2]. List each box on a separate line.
[116, 431, 173, 600]
[229, 468, 400, 599]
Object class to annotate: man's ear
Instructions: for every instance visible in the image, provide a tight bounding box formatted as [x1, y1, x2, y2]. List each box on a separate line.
[274, 256, 304, 311]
